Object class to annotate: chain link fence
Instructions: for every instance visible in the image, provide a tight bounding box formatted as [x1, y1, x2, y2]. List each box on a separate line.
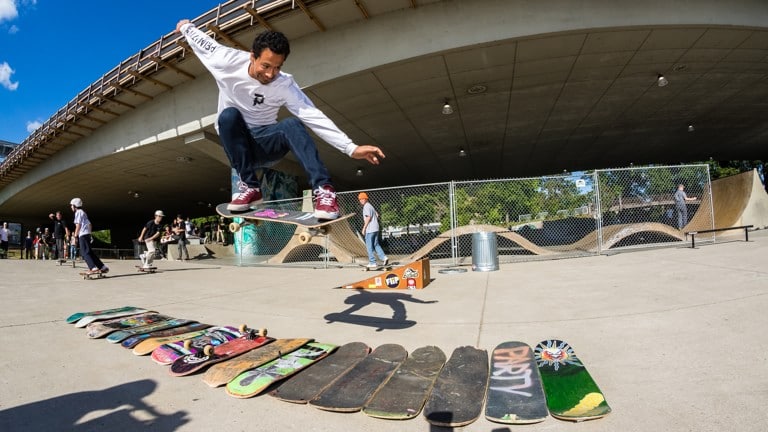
[230, 165, 712, 267]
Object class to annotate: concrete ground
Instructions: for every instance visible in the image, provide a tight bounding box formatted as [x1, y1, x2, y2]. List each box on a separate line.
[1, 231, 766, 432]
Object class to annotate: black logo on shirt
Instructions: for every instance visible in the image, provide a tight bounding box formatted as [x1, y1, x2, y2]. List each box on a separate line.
[253, 93, 264, 106]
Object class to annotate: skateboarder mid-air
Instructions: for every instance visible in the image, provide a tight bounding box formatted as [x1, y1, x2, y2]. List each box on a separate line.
[175, 20, 386, 218]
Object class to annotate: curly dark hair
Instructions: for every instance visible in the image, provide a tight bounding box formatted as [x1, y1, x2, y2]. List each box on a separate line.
[252, 31, 290, 59]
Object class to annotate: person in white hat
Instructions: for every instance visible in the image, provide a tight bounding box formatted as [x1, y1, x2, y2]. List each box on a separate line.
[138, 210, 165, 269]
[69, 198, 108, 273]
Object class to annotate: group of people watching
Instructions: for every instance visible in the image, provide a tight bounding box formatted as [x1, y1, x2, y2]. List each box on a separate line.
[15, 212, 73, 260]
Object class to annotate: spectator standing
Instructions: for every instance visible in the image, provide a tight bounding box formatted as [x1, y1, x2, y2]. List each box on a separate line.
[673, 184, 697, 230]
[23, 230, 33, 259]
[173, 215, 190, 261]
[52, 211, 70, 261]
[0, 222, 9, 258]
[358, 192, 388, 269]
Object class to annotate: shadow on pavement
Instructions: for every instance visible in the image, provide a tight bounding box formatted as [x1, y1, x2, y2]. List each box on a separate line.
[324, 290, 437, 332]
[0, 379, 188, 431]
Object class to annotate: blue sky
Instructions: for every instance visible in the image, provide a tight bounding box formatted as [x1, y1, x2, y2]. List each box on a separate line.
[0, 0, 222, 144]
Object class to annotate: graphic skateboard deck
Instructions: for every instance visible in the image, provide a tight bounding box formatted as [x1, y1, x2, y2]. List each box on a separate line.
[534, 339, 611, 422]
[67, 306, 147, 326]
[309, 344, 408, 412]
[105, 317, 194, 344]
[423, 346, 489, 427]
[216, 204, 355, 230]
[79, 270, 105, 280]
[85, 313, 170, 339]
[226, 342, 337, 399]
[201, 338, 311, 386]
[270, 342, 371, 404]
[363, 345, 446, 420]
[485, 341, 548, 424]
[168, 333, 274, 377]
[120, 322, 211, 349]
[135, 266, 157, 273]
[131, 326, 214, 355]
[151, 326, 242, 365]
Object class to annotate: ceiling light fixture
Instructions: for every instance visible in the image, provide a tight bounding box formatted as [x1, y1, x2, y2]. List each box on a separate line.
[657, 74, 669, 87]
[458, 148, 467, 157]
[466, 84, 487, 95]
[442, 98, 454, 115]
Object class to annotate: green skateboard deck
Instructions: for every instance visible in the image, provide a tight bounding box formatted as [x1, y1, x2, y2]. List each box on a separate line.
[362, 345, 446, 420]
[105, 318, 194, 343]
[423, 346, 489, 427]
[67, 306, 147, 326]
[309, 344, 408, 412]
[201, 338, 311, 386]
[226, 342, 338, 399]
[270, 342, 371, 404]
[534, 339, 611, 421]
[485, 341, 548, 424]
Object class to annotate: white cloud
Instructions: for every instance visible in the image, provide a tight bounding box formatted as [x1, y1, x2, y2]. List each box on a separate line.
[0, 0, 18, 23]
[8, 24, 18, 34]
[26, 120, 42, 133]
[0, 61, 19, 90]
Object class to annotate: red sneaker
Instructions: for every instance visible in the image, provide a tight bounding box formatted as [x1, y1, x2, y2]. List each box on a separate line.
[313, 185, 339, 220]
[228, 186, 263, 211]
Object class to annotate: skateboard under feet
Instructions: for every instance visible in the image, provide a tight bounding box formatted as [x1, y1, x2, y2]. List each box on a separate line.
[136, 266, 157, 273]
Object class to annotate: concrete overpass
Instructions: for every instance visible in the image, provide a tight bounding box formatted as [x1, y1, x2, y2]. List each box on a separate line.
[1, 0, 767, 244]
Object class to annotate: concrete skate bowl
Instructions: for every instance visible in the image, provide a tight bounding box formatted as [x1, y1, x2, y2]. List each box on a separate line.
[684, 169, 768, 235]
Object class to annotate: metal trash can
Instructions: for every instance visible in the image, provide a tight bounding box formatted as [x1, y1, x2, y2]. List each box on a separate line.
[471, 231, 499, 272]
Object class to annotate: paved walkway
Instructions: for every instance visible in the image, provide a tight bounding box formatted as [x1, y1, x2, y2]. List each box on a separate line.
[1, 231, 766, 431]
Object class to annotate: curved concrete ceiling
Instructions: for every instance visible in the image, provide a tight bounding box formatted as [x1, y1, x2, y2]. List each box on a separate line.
[1, 0, 767, 225]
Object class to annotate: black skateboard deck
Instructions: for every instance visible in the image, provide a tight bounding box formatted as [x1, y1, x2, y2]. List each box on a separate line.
[362, 345, 446, 420]
[270, 341, 371, 404]
[216, 204, 355, 230]
[309, 344, 407, 412]
[486, 341, 548, 424]
[534, 339, 611, 421]
[423, 346, 489, 427]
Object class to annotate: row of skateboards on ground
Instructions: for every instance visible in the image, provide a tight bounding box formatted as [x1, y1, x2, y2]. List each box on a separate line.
[67, 306, 611, 426]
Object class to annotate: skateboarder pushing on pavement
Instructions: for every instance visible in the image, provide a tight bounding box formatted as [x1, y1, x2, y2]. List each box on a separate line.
[175, 20, 386, 219]
[138, 210, 165, 269]
[69, 198, 108, 274]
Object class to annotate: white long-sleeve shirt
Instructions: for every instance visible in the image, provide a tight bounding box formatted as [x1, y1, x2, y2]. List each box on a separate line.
[180, 23, 358, 157]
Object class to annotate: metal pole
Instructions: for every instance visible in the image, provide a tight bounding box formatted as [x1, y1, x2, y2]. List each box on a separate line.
[705, 164, 716, 244]
[593, 170, 603, 254]
[448, 181, 458, 266]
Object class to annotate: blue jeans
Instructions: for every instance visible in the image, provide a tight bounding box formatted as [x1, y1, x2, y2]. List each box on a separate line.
[217, 107, 331, 189]
[365, 232, 386, 264]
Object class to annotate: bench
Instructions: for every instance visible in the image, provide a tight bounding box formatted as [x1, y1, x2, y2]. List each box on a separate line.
[685, 225, 753, 248]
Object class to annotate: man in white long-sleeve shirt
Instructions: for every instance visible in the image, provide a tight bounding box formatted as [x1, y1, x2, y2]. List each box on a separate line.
[176, 20, 386, 219]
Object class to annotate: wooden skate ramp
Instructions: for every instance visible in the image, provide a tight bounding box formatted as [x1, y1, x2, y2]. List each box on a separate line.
[686, 169, 768, 232]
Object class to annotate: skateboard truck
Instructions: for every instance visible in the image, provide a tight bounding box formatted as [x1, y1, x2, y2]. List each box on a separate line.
[238, 324, 267, 340]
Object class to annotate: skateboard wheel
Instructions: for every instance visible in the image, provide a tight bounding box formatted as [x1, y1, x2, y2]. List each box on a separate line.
[238, 324, 248, 333]
[183, 339, 192, 350]
[258, 328, 267, 337]
[203, 345, 214, 356]
[229, 222, 241, 233]
[298, 232, 312, 244]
